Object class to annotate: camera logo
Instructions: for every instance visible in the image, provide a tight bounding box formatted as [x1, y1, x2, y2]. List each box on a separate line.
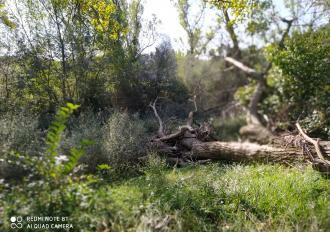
[10, 216, 23, 229]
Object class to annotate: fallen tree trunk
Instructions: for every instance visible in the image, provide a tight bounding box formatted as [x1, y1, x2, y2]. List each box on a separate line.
[190, 141, 303, 163]
[149, 128, 330, 175]
[147, 99, 330, 176]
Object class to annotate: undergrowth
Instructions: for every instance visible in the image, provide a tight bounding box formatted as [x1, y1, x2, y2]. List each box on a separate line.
[0, 105, 329, 231]
[1, 161, 329, 231]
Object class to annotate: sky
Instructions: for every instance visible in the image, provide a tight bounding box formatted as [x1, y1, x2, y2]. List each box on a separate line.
[142, 0, 188, 52]
[140, 0, 319, 54]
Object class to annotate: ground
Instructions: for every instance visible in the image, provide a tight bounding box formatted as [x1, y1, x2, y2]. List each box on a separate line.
[81, 163, 330, 231]
[2, 162, 330, 232]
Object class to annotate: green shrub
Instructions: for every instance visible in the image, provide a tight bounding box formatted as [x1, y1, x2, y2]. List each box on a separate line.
[0, 112, 43, 155]
[0, 103, 96, 230]
[0, 112, 43, 180]
[101, 111, 147, 168]
[62, 110, 105, 171]
[268, 24, 330, 137]
[61, 110, 149, 172]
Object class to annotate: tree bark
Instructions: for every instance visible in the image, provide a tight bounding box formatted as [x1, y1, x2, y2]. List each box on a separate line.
[151, 132, 330, 170]
[191, 141, 303, 163]
[223, 9, 241, 59]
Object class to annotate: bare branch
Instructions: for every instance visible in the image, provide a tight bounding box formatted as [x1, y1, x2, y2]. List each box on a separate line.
[154, 126, 194, 142]
[149, 97, 165, 137]
[187, 95, 197, 127]
[296, 123, 329, 163]
[224, 57, 263, 80]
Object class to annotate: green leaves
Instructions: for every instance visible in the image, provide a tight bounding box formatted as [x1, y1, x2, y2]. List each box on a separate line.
[97, 164, 111, 171]
[43, 102, 86, 180]
[0, 2, 16, 28]
[268, 24, 330, 137]
[209, 0, 258, 22]
[80, 0, 127, 42]
[46, 103, 80, 159]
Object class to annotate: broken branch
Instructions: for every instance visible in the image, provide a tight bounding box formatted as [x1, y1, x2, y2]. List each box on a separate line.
[295, 123, 328, 163]
[224, 57, 263, 80]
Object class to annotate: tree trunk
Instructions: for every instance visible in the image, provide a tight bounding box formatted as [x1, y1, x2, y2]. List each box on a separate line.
[190, 141, 303, 163]
[148, 99, 330, 175]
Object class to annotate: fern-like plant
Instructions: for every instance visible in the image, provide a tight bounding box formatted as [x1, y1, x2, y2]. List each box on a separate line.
[4, 102, 94, 185]
[39, 102, 93, 181]
[43, 103, 79, 178]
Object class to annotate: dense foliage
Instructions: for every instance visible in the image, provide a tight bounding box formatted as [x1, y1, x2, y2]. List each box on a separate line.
[268, 25, 330, 136]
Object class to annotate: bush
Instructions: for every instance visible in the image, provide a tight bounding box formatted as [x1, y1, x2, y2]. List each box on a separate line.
[62, 111, 148, 172]
[0, 112, 44, 180]
[0, 103, 97, 230]
[268, 24, 330, 137]
[62, 110, 105, 171]
[0, 112, 43, 155]
[101, 112, 147, 168]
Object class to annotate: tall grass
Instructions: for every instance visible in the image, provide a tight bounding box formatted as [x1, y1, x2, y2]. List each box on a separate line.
[3, 162, 328, 231]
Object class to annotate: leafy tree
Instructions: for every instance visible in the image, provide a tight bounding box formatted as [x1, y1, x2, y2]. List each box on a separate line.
[138, 40, 188, 109]
[173, 0, 215, 56]
[2, 0, 129, 111]
[269, 24, 330, 136]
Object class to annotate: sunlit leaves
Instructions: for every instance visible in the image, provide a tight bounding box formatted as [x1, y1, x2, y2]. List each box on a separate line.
[79, 0, 127, 41]
[269, 24, 330, 136]
[0, 1, 16, 28]
[208, 0, 257, 21]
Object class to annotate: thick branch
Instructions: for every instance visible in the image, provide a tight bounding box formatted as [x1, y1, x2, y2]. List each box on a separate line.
[224, 57, 263, 80]
[223, 9, 241, 59]
[248, 78, 266, 125]
[191, 141, 304, 163]
[154, 126, 193, 142]
[224, 57, 267, 125]
[279, 18, 294, 49]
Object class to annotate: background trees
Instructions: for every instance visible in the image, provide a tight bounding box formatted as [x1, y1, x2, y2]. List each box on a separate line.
[0, 0, 189, 114]
[0, 0, 329, 162]
[0, 0, 328, 138]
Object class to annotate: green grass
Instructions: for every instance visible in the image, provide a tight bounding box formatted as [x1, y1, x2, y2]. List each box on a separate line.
[2, 163, 330, 231]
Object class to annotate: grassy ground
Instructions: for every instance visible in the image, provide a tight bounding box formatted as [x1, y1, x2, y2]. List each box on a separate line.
[2, 162, 330, 231]
[102, 163, 330, 232]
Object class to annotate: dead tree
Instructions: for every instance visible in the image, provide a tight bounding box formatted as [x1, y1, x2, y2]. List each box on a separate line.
[224, 18, 294, 143]
[147, 98, 330, 175]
